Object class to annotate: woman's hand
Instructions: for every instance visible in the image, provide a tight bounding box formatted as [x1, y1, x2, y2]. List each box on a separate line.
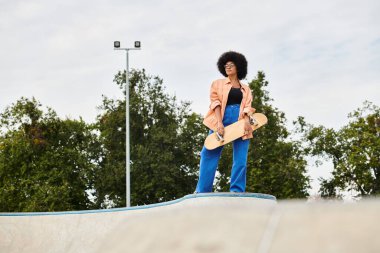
[217, 122, 225, 136]
[244, 119, 253, 136]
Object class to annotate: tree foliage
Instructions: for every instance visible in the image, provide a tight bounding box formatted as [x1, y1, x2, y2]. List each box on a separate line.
[0, 98, 100, 211]
[93, 69, 206, 207]
[296, 101, 380, 198]
[0, 69, 318, 211]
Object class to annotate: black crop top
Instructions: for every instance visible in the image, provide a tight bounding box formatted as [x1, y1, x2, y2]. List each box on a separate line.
[227, 87, 243, 105]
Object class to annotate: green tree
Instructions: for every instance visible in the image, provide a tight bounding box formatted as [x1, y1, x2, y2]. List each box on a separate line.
[0, 97, 100, 212]
[215, 71, 311, 199]
[297, 101, 380, 198]
[93, 69, 206, 207]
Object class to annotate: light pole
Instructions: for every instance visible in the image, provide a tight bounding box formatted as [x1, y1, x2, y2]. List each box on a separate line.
[114, 40, 141, 207]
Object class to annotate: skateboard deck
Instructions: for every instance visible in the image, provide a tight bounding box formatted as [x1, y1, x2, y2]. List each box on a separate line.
[204, 113, 268, 150]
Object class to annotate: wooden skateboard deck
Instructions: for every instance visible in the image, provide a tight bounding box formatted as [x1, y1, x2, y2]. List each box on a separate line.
[204, 113, 268, 150]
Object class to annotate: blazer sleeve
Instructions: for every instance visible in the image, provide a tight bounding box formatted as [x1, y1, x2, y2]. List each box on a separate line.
[243, 88, 256, 115]
[209, 81, 221, 110]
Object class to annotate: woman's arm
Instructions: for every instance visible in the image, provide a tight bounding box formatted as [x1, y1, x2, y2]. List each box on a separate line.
[214, 105, 224, 136]
[209, 81, 221, 110]
[243, 87, 256, 136]
[214, 105, 222, 124]
[243, 88, 256, 115]
[209, 81, 224, 135]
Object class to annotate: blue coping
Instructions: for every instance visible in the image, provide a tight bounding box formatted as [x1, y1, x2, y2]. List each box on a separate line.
[0, 192, 276, 217]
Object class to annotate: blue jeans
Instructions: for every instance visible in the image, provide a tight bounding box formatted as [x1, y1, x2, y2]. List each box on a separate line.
[195, 104, 250, 193]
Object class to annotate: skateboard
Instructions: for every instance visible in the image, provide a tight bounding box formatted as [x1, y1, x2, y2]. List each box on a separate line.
[204, 113, 268, 150]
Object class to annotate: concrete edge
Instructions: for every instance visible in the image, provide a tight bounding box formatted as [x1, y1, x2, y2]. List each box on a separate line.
[0, 192, 276, 217]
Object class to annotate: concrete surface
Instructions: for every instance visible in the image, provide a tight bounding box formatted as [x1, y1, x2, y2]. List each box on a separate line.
[0, 193, 379, 253]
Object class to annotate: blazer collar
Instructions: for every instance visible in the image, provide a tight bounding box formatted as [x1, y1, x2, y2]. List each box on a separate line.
[224, 77, 248, 92]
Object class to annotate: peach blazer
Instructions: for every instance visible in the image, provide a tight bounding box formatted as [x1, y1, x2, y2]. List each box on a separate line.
[203, 77, 256, 140]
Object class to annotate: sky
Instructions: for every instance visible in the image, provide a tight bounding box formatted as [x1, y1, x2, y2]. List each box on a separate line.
[1, 0, 379, 195]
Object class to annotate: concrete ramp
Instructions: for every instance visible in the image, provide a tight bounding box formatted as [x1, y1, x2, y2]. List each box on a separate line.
[1, 193, 379, 253]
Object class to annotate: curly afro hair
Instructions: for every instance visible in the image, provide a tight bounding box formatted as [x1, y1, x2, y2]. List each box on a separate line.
[217, 51, 248, 80]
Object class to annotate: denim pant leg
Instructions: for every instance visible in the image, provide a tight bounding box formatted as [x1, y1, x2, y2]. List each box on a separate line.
[230, 137, 250, 192]
[195, 106, 234, 193]
[195, 132, 224, 193]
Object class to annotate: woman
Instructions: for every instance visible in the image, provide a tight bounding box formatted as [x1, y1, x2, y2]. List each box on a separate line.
[195, 51, 256, 193]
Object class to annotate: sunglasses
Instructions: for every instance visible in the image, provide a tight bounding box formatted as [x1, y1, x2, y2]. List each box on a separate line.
[224, 63, 235, 69]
